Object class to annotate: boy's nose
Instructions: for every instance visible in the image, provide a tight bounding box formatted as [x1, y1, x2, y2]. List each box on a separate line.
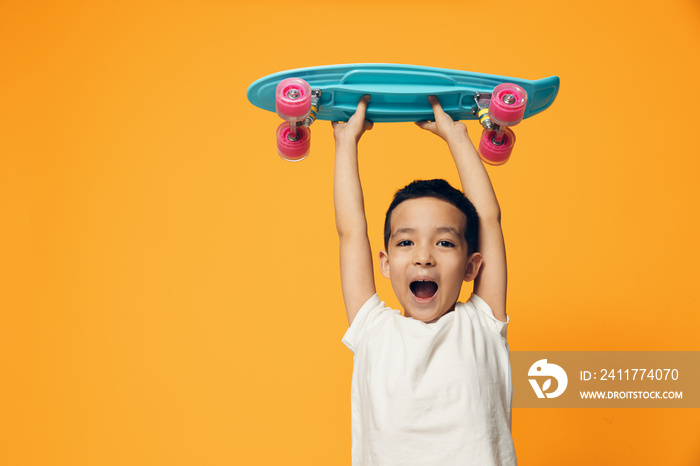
[413, 249, 435, 266]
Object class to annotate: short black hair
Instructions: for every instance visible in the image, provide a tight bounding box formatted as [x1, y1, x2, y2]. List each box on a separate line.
[383, 179, 479, 255]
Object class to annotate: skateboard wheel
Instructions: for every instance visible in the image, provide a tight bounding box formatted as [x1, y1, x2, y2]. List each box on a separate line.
[489, 83, 527, 127]
[276, 122, 310, 162]
[276, 78, 312, 121]
[479, 127, 515, 165]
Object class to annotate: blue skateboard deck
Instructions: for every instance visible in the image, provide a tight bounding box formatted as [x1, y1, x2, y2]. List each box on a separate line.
[247, 63, 559, 123]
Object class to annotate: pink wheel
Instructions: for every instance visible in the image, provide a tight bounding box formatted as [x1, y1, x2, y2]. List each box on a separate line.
[276, 78, 312, 121]
[276, 122, 310, 162]
[479, 128, 516, 166]
[489, 83, 528, 127]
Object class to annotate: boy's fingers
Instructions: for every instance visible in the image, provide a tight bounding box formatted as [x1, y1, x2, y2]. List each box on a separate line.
[427, 95, 447, 116]
[355, 94, 371, 118]
[415, 120, 436, 132]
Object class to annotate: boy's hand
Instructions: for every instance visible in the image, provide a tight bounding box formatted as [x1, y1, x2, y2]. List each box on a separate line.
[415, 95, 469, 144]
[332, 95, 373, 145]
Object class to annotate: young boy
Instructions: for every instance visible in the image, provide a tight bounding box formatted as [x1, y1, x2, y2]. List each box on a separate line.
[333, 95, 516, 465]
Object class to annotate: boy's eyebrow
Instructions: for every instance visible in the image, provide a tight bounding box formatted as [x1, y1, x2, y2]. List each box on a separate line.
[392, 226, 462, 236]
[436, 226, 462, 236]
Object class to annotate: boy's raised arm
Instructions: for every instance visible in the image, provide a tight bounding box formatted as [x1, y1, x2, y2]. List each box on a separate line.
[416, 96, 508, 322]
[333, 96, 376, 325]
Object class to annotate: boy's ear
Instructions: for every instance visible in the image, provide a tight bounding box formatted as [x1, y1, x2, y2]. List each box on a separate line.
[464, 252, 483, 282]
[379, 250, 391, 279]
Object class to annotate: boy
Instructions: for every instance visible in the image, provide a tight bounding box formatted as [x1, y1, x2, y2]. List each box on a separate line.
[333, 95, 516, 465]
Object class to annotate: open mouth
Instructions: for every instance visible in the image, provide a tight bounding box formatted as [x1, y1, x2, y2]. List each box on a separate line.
[410, 280, 438, 300]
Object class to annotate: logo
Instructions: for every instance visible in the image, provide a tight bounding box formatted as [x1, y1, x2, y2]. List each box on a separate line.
[528, 359, 568, 398]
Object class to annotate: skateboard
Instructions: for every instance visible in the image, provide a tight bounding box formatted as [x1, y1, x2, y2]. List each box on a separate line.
[247, 64, 560, 165]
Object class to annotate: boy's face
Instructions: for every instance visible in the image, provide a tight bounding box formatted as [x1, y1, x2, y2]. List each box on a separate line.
[379, 197, 482, 323]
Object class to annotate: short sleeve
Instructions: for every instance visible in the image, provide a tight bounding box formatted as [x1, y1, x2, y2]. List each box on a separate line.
[341, 294, 392, 354]
[469, 293, 509, 339]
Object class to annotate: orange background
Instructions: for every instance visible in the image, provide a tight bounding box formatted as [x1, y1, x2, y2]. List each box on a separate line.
[1, 0, 699, 464]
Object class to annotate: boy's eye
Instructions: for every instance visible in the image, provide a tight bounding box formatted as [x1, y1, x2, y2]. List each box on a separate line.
[437, 240, 455, 247]
[397, 240, 414, 247]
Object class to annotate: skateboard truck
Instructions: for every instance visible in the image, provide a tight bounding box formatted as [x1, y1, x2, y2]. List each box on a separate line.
[303, 89, 322, 127]
[472, 92, 495, 131]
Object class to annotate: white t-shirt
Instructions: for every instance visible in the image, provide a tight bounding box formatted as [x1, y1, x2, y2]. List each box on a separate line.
[342, 293, 516, 466]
